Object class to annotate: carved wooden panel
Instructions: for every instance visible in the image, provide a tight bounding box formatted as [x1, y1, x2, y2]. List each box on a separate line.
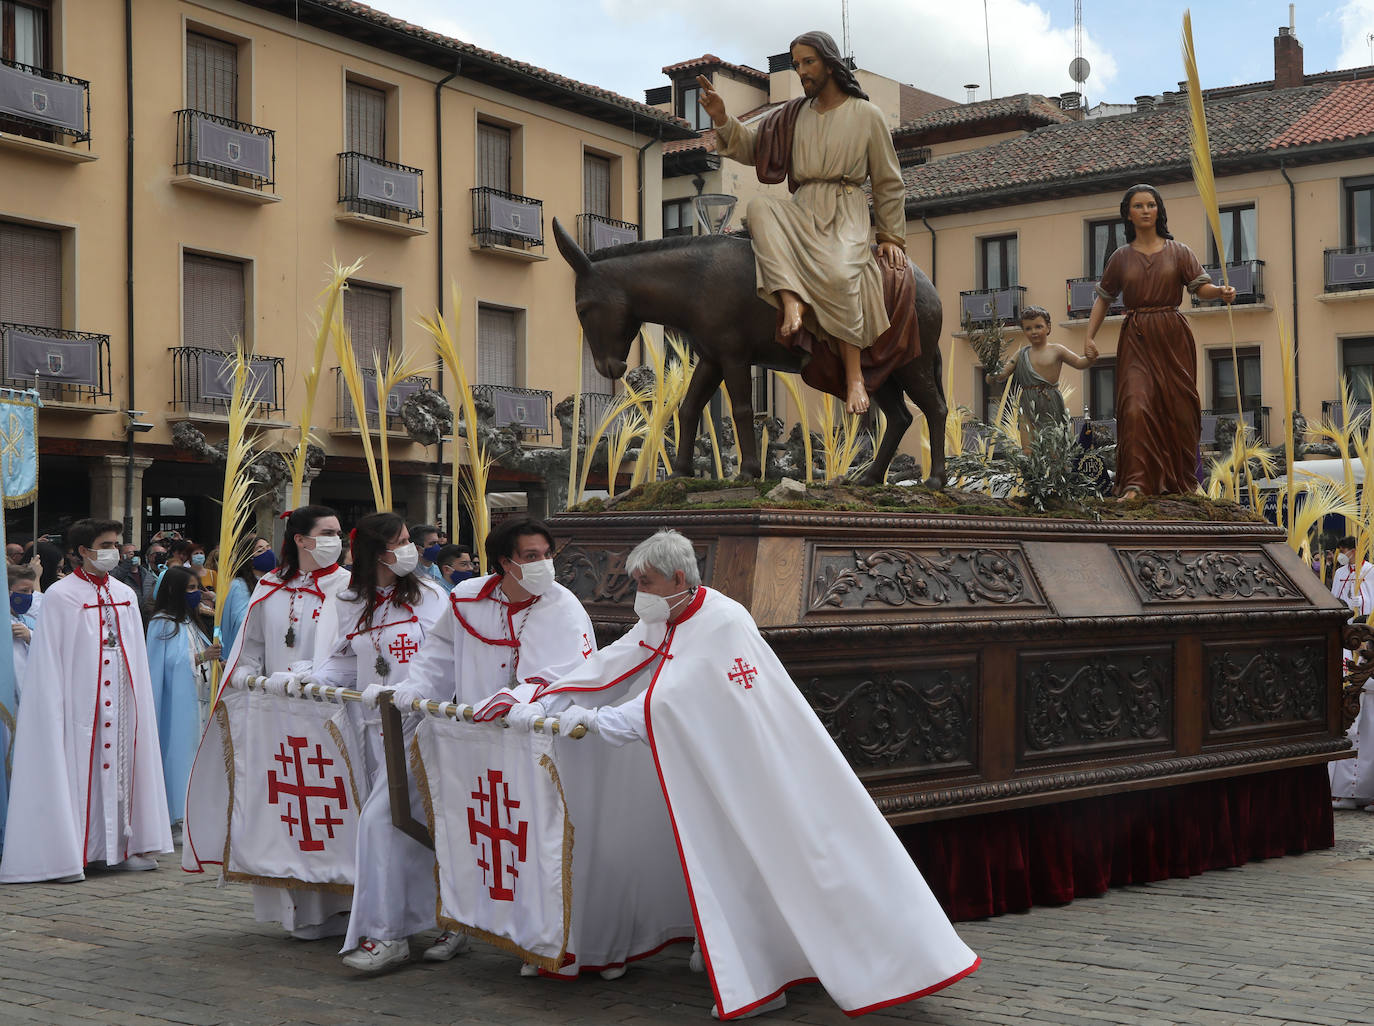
[807, 546, 1049, 619]
[1204, 637, 1326, 739]
[1115, 548, 1298, 606]
[1017, 647, 1173, 763]
[800, 662, 977, 777]
[554, 540, 713, 610]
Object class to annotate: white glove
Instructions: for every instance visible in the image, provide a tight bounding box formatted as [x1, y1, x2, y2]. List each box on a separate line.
[504, 701, 546, 732]
[388, 682, 429, 711]
[556, 705, 597, 736]
[228, 666, 254, 689]
[264, 670, 300, 696]
[358, 683, 387, 709]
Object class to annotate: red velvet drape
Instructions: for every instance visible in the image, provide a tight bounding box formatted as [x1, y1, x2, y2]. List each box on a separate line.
[899, 764, 1335, 922]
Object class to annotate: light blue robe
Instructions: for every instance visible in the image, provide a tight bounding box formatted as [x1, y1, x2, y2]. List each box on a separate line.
[220, 577, 252, 657]
[145, 615, 206, 823]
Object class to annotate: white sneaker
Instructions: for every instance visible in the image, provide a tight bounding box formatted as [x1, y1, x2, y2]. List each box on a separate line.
[1364, 803, 1374, 813]
[422, 930, 469, 962]
[599, 964, 627, 981]
[519, 962, 540, 977]
[689, 941, 705, 973]
[341, 938, 409, 972]
[112, 854, 158, 872]
[711, 994, 786, 1019]
[1334, 798, 1360, 810]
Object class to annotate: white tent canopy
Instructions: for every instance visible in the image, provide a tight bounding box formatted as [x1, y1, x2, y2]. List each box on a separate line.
[1256, 458, 1366, 491]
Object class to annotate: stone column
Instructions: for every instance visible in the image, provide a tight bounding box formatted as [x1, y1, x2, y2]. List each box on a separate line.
[90, 455, 154, 544]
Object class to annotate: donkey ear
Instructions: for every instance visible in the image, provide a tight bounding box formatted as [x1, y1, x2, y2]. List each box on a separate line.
[552, 218, 592, 278]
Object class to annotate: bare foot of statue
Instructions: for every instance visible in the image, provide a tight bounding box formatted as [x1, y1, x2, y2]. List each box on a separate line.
[1115, 487, 1141, 503]
[845, 378, 869, 415]
[778, 291, 807, 338]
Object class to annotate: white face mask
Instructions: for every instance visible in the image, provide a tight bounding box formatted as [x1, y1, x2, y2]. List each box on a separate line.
[1339, 552, 1351, 566]
[89, 548, 121, 574]
[307, 534, 342, 567]
[514, 557, 555, 596]
[634, 588, 691, 624]
[386, 542, 418, 577]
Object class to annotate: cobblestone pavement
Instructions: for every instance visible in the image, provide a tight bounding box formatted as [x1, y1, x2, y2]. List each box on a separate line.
[2, 812, 1372, 1026]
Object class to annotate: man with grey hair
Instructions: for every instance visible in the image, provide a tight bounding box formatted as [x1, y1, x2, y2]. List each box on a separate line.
[504, 528, 979, 1020]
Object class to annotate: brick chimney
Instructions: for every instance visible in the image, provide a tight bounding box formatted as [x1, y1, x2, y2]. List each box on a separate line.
[1274, 25, 1304, 89]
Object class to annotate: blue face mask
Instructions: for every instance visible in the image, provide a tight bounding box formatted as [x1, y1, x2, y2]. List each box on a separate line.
[449, 569, 477, 585]
[10, 592, 33, 615]
[185, 590, 203, 611]
[251, 549, 278, 573]
[423, 543, 443, 564]
[130, 556, 140, 567]
[190, 553, 206, 567]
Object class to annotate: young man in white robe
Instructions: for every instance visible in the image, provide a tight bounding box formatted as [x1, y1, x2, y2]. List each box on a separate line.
[1, 519, 173, 883]
[181, 505, 352, 937]
[508, 529, 979, 1020]
[338, 517, 598, 972]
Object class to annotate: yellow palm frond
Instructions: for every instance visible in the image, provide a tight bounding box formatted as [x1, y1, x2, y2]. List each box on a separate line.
[333, 324, 384, 508]
[778, 374, 814, 483]
[373, 345, 430, 511]
[577, 385, 645, 502]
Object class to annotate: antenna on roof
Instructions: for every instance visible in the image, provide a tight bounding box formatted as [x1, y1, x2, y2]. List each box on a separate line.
[964, 83, 980, 103]
[1068, 0, 1091, 108]
[841, 0, 852, 62]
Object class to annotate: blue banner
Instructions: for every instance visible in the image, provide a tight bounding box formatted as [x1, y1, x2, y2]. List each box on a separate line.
[0, 391, 38, 508]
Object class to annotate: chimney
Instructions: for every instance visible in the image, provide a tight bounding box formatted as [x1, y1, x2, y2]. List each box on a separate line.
[1135, 94, 1156, 112]
[1274, 23, 1304, 89]
[1058, 91, 1084, 120]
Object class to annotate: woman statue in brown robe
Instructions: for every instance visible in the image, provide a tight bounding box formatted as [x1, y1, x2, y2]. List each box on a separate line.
[1085, 185, 1236, 499]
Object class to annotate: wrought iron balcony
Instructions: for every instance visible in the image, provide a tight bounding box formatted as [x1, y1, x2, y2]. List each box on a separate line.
[1325, 246, 1374, 293]
[471, 186, 543, 249]
[577, 213, 639, 253]
[1194, 260, 1265, 306]
[574, 391, 632, 443]
[0, 58, 90, 145]
[339, 152, 423, 222]
[959, 285, 1027, 328]
[174, 109, 275, 191]
[334, 367, 430, 431]
[1200, 405, 1269, 447]
[0, 323, 110, 403]
[472, 383, 553, 440]
[170, 346, 284, 416]
[1066, 277, 1124, 319]
[1321, 399, 1373, 429]
[896, 145, 931, 167]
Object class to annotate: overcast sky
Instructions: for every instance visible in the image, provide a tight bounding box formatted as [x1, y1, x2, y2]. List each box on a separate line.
[368, 0, 1374, 110]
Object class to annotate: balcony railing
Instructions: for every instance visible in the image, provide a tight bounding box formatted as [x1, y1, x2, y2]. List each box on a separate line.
[1321, 399, 1373, 429]
[1066, 277, 1124, 319]
[1200, 406, 1268, 447]
[174, 109, 275, 192]
[1325, 246, 1374, 293]
[0, 58, 90, 145]
[574, 391, 631, 443]
[471, 186, 543, 249]
[1194, 260, 1265, 306]
[1070, 416, 1117, 442]
[896, 145, 931, 167]
[170, 346, 284, 416]
[577, 213, 639, 253]
[339, 152, 423, 222]
[472, 383, 554, 440]
[0, 323, 110, 403]
[959, 285, 1027, 327]
[334, 367, 430, 431]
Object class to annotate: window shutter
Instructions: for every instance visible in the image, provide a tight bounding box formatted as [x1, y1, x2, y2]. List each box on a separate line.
[0, 221, 61, 328]
[477, 306, 518, 386]
[183, 253, 245, 352]
[186, 32, 237, 119]
[583, 154, 611, 217]
[477, 122, 511, 193]
[581, 340, 612, 393]
[346, 81, 386, 159]
[344, 283, 393, 364]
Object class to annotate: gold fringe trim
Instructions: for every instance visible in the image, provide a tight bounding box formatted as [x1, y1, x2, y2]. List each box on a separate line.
[217, 702, 236, 871]
[2, 486, 36, 510]
[326, 719, 363, 813]
[222, 870, 354, 895]
[0, 700, 15, 779]
[410, 733, 444, 931]
[538, 751, 574, 965]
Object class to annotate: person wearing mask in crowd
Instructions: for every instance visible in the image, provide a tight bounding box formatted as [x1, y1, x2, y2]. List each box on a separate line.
[7, 564, 38, 690]
[0, 519, 173, 883]
[408, 524, 445, 588]
[142, 544, 167, 615]
[155, 540, 194, 599]
[220, 536, 274, 658]
[145, 566, 220, 822]
[112, 543, 145, 597]
[434, 544, 476, 591]
[199, 546, 220, 592]
[182, 505, 352, 939]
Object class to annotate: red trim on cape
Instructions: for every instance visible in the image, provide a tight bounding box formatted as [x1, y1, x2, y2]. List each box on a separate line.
[447, 577, 536, 649]
[534, 935, 695, 980]
[840, 956, 982, 1017]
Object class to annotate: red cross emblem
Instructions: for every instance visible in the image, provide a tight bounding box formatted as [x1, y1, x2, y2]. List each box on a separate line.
[727, 657, 758, 690]
[466, 769, 528, 901]
[388, 633, 419, 663]
[581, 633, 592, 658]
[267, 735, 349, 852]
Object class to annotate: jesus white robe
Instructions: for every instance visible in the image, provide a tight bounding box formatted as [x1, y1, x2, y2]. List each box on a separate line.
[541, 587, 979, 1018]
[341, 574, 595, 954]
[1, 569, 172, 882]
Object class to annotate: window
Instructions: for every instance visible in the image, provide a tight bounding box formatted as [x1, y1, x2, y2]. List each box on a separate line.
[979, 234, 1017, 290]
[183, 253, 245, 352]
[663, 198, 694, 238]
[1087, 218, 1124, 278]
[2, 0, 49, 67]
[186, 31, 237, 119]
[477, 121, 511, 192]
[676, 82, 711, 131]
[584, 153, 611, 218]
[0, 220, 60, 328]
[345, 79, 386, 159]
[1346, 180, 1374, 249]
[1089, 360, 1116, 420]
[1210, 205, 1256, 264]
[477, 305, 518, 386]
[1209, 346, 1261, 412]
[581, 342, 612, 393]
[343, 282, 393, 364]
[752, 368, 773, 418]
[1342, 337, 1374, 401]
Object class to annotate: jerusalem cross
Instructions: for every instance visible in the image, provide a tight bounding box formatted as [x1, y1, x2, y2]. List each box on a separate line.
[267, 735, 350, 852]
[466, 769, 528, 901]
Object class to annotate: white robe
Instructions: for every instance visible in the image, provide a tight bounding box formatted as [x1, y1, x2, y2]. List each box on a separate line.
[547, 588, 979, 1018]
[181, 564, 352, 932]
[342, 574, 595, 953]
[1332, 678, 1374, 805]
[1, 570, 172, 882]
